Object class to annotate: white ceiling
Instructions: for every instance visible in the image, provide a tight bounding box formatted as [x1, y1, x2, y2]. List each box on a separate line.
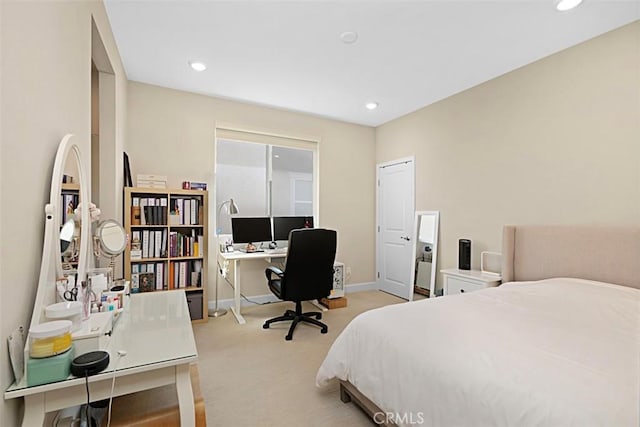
[104, 1, 639, 127]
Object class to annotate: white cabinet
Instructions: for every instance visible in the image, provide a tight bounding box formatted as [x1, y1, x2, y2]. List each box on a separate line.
[441, 268, 501, 296]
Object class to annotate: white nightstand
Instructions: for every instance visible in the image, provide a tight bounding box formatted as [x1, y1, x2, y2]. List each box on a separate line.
[441, 268, 501, 296]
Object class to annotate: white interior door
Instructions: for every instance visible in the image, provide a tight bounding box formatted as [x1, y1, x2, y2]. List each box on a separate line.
[376, 158, 415, 300]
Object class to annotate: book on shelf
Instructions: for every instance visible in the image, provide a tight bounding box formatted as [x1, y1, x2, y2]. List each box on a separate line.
[154, 231, 162, 258]
[131, 264, 140, 293]
[190, 199, 197, 225]
[148, 231, 155, 259]
[160, 198, 168, 224]
[142, 230, 150, 258]
[155, 262, 164, 290]
[168, 262, 175, 290]
[140, 198, 148, 225]
[147, 198, 156, 225]
[184, 199, 191, 225]
[161, 229, 168, 258]
[131, 197, 141, 225]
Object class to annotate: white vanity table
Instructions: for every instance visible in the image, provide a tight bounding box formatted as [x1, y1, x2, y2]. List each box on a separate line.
[3, 135, 198, 426]
[5, 291, 197, 426]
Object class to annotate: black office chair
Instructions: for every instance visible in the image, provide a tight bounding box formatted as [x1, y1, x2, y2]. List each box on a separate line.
[263, 228, 337, 341]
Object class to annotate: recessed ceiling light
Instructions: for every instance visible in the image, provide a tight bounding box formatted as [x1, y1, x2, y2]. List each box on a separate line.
[340, 31, 359, 44]
[555, 0, 583, 11]
[366, 102, 378, 110]
[189, 61, 207, 72]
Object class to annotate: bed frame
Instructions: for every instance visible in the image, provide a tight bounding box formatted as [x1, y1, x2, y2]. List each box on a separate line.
[339, 380, 396, 426]
[338, 225, 640, 422]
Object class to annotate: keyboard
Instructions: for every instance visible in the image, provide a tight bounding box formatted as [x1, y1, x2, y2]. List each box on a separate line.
[266, 247, 288, 254]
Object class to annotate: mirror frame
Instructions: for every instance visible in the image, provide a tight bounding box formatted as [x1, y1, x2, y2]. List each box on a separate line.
[31, 134, 90, 329]
[410, 210, 440, 299]
[95, 219, 127, 256]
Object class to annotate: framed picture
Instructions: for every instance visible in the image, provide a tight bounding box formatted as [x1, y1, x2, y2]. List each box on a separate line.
[123, 152, 132, 187]
[139, 272, 155, 292]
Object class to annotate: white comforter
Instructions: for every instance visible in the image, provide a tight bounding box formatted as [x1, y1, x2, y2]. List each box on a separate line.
[316, 278, 640, 426]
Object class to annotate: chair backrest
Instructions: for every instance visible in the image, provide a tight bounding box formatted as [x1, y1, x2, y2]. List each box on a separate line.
[281, 228, 337, 302]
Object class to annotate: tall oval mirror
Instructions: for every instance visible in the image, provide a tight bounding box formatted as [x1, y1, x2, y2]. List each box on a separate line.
[31, 134, 91, 329]
[411, 211, 440, 298]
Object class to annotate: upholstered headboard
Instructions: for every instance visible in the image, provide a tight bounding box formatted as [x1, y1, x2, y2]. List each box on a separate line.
[502, 225, 640, 289]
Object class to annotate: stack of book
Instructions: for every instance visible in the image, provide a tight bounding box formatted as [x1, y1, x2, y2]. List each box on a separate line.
[137, 174, 167, 188]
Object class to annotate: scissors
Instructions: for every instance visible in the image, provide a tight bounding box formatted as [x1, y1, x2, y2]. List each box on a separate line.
[63, 286, 78, 302]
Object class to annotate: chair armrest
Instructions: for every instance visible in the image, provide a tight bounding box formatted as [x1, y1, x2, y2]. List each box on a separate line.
[265, 266, 284, 281]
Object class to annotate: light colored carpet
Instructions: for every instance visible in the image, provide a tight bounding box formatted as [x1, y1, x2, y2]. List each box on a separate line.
[192, 290, 405, 427]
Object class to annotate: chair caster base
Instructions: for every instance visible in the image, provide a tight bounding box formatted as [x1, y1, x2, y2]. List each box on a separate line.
[263, 323, 269, 329]
[321, 328, 328, 334]
[285, 335, 293, 341]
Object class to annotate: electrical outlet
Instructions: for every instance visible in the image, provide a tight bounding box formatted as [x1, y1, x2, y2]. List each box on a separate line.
[346, 266, 352, 277]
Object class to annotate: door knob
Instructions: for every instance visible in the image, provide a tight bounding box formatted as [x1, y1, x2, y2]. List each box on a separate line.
[400, 236, 411, 241]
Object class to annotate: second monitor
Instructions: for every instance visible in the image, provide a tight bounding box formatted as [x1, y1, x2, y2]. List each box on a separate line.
[273, 216, 314, 241]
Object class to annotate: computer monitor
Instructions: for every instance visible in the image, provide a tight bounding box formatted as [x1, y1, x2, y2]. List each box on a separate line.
[231, 217, 273, 244]
[272, 216, 314, 241]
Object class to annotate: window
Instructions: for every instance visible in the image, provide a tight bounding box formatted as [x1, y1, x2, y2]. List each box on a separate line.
[215, 132, 316, 234]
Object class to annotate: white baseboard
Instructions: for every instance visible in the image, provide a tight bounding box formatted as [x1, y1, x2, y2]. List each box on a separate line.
[345, 281, 377, 293]
[208, 281, 378, 310]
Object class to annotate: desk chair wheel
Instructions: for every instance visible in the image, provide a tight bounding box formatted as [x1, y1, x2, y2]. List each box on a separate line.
[263, 323, 270, 329]
[321, 327, 328, 334]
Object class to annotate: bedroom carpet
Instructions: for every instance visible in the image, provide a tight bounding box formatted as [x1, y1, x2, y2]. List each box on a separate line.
[192, 290, 405, 427]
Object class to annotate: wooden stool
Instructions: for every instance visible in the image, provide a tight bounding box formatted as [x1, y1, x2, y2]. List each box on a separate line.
[104, 363, 206, 426]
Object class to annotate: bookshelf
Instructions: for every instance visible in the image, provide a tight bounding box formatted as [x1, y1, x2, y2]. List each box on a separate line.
[124, 187, 208, 323]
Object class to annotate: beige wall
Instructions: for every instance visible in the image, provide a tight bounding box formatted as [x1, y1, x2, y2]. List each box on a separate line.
[0, 1, 126, 424]
[126, 82, 376, 301]
[377, 21, 640, 290]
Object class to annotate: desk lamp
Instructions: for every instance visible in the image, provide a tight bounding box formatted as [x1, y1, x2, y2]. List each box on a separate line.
[209, 198, 239, 318]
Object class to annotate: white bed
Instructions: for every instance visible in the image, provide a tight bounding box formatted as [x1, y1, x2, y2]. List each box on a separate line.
[316, 225, 640, 426]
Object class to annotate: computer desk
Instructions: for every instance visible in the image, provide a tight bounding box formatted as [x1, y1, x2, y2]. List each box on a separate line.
[218, 250, 326, 324]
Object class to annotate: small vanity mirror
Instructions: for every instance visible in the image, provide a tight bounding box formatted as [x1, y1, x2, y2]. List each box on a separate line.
[93, 219, 126, 281]
[411, 211, 440, 298]
[95, 219, 126, 256]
